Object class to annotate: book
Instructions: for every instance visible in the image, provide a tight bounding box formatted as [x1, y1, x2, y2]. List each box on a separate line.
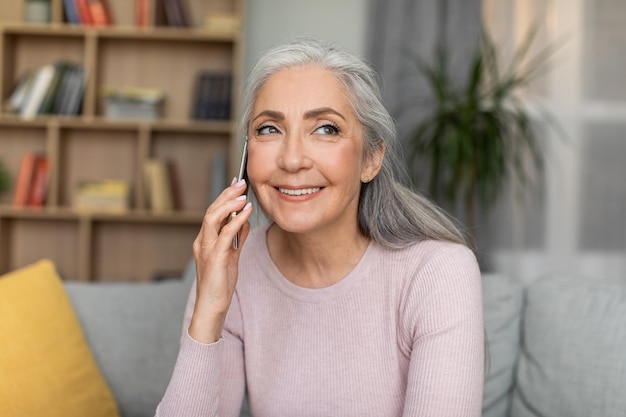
[191, 72, 209, 119]
[204, 12, 240, 33]
[192, 72, 232, 120]
[154, 0, 167, 26]
[20, 64, 56, 119]
[60, 65, 86, 115]
[12, 152, 40, 206]
[38, 60, 70, 115]
[88, 0, 112, 26]
[74, 179, 130, 212]
[143, 159, 174, 213]
[4, 69, 35, 114]
[63, 0, 80, 24]
[162, 0, 190, 27]
[51, 63, 75, 114]
[135, 0, 151, 27]
[216, 73, 232, 119]
[101, 85, 164, 120]
[54, 66, 75, 115]
[26, 156, 50, 207]
[167, 160, 182, 210]
[74, 0, 93, 24]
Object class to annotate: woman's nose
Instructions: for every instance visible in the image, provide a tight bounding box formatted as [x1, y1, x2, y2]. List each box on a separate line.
[277, 132, 312, 172]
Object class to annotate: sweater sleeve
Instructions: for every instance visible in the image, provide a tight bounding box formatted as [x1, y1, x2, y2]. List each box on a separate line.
[155, 281, 246, 417]
[400, 242, 484, 417]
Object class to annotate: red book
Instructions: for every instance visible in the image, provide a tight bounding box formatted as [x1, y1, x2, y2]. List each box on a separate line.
[12, 152, 39, 207]
[74, 0, 93, 24]
[88, 0, 112, 26]
[135, 0, 149, 27]
[27, 156, 50, 207]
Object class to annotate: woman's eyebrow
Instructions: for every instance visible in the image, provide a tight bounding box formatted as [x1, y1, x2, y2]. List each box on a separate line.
[252, 107, 346, 122]
[252, 110, 284, 122]
[304, 107, 346, 121]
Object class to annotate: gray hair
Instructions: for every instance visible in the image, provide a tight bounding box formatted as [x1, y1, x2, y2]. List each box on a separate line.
[240, 37, 467, 248]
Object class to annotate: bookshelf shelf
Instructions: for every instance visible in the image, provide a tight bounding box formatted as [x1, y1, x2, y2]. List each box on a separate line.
[1, 24, 86, 37]
[0, 0, 245, 281]
[2, 24, 239, 42]
[0, 115, 233, 133]
[0, 205, 203, 223]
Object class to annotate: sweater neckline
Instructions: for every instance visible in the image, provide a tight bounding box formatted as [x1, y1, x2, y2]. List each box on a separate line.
[253, 223, 378, 303]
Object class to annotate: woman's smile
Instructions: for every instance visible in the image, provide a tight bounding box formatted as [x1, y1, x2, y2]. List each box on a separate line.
[277, 187, 322, 197]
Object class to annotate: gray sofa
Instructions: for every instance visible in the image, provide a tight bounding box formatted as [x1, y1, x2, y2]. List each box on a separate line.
[64, 260, 196, 417]
[482, 272, 626, 417]
[65, 261, 626, 417]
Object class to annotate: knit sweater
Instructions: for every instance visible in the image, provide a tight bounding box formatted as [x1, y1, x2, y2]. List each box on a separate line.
[156, 224, 484, 417]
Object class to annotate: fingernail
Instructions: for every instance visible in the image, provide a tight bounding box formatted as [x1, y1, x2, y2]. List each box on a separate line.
[235, 178, 246, 188]
[243, 202, 252, 211]
[235, 194, 247, 201]
[231, 177, 237, 185]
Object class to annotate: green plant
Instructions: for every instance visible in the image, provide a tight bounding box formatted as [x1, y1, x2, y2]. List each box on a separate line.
[0, 158, 10, 194]
[407, 27, 559, 245]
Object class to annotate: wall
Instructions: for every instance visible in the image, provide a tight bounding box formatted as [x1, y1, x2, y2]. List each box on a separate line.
[244, 0, 370, 74]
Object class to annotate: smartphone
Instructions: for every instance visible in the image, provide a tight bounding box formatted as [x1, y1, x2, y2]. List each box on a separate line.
[231, 137, 248, 249]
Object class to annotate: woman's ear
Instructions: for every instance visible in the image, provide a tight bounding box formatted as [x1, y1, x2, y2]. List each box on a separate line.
[361, 143, 385, 183]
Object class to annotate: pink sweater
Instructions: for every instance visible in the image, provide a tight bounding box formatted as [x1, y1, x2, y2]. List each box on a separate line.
[156, 224, 484, 416]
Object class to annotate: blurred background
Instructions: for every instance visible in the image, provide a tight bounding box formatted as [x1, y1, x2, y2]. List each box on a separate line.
[245, 0, 626, 284]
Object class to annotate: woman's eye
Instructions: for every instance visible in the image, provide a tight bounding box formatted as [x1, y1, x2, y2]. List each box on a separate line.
[314, 124, 339, 135]
[257, 125, 279, 135]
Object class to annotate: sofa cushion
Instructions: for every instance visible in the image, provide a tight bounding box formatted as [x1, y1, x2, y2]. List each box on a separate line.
[511, 274, 626, 417]
[0, 259, 119, 417]
[64, 258, 194, 417]
[482, 273, 524, 417]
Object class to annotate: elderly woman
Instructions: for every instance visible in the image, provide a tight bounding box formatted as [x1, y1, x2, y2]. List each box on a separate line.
[157, 37, 484, 417]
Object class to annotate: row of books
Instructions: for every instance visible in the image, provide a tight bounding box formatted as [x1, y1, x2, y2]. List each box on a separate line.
[192, 72, 232, 121]
[73, 159, 181, 213]
[5, 61, 85, 119]
[64, 0, 113, 26]
[12, 153, 50, 207]
[64, 0, 241, 30]
[10, 153, 230, 212]
[64, 0, 191, 27]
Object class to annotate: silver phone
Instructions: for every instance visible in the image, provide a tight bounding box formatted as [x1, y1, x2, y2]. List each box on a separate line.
[231, 137, 248, 249]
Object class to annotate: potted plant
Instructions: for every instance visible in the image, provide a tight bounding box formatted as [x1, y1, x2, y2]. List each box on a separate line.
[406, 27, 558, 247]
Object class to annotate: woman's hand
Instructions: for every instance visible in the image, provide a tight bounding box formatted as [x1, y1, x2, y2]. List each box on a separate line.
[189, 178, 253, 343]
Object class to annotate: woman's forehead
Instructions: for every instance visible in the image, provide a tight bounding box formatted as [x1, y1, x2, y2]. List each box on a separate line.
[254, 66, 352, 112]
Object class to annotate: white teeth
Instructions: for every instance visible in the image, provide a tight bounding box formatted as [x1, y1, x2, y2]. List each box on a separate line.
[278, 187, 321, 196]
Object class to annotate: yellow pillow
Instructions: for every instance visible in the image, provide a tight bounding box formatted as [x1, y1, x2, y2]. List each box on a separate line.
[0, 259, 120, 417]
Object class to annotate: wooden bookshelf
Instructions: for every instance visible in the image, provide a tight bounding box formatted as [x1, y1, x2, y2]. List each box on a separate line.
[0, 0, 245, 281]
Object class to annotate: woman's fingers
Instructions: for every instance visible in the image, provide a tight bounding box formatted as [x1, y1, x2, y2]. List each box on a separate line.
[219, 201, 252, 251]
[193, 180, 249, 255]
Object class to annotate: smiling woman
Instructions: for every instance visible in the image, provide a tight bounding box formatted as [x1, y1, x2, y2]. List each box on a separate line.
[247, 65, 376, 249]
[156, 37, 485, 417]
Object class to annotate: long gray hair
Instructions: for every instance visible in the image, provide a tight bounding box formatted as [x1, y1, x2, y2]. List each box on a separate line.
[240, 37, 467, 248]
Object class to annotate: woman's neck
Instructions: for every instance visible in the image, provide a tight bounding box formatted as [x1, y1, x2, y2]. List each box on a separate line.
[266, 223, 370, 289]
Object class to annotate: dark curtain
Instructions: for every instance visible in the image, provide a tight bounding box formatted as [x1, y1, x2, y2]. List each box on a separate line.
[366, 0, 482, 159]
[365, 0, 482, 240]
